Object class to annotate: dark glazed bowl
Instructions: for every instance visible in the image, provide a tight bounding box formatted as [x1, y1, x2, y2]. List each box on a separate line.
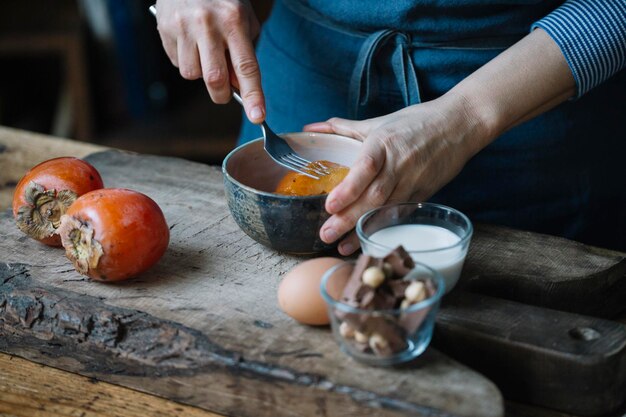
[222, 132, 361, 254]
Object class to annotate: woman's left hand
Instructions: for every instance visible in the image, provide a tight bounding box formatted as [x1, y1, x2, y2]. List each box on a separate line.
[304, 27, 575, 255]
[304, 92, 490, 255]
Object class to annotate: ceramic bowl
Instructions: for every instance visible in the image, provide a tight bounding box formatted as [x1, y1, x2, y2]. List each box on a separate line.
[222, 132, 361, 254]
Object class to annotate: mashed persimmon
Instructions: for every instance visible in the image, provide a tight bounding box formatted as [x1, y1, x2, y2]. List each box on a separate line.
[275, 161, 349, 197]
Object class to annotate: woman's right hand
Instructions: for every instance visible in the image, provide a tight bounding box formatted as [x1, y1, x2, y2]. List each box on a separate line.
[155, 0, 265, 123]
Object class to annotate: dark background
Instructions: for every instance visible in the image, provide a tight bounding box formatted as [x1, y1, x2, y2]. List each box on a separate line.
[0, 0, 273, 165]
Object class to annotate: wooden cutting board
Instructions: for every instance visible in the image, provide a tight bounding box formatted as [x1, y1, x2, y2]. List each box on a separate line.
[0, 150, 503, 417]
[1, 150, 625, 416]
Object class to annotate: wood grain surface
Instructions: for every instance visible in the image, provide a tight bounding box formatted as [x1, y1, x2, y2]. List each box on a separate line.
[2, 351, 615, 417]
[435, 291, 626, 416]
[1, 128, 625, 417]
[0, 352, 220, 417]
[460, 224, 626, 318]
[0, 147, 504, 417]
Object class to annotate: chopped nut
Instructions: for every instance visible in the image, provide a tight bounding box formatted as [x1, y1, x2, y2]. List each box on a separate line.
[354, 330, 369, 344]
[339, 321, 355, 339]
[338, 248, 436, 359]
[362, 266, 385, 288]
[369, 333, 389, 353]
[405, 281, 427, 303]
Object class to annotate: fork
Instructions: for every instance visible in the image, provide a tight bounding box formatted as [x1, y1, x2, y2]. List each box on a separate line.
[147, 5, 326, 179]
[231, 91, 328, 179]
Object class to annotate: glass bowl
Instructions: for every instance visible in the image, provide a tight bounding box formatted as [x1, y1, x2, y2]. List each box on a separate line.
[320, 261, 444, 366]
[356, 202, 472, 293]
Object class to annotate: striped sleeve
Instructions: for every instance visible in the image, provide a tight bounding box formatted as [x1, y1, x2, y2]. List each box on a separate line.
[531, 0, 626, 98]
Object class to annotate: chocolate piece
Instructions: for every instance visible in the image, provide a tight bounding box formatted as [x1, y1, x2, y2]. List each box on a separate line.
[398, 278, 437, 333]
[383, 246, 415, 277]
[369, 290, 397, 310]
[335, 248, 437, 359]
[358, 286, 376, 308]
[334, 307, 361, 330]
[340, 255, 373, 303]
[372, 257, 386, 270]
[388, 280, 411, 298]
[399, 305, 431, 334]
[364, 315, 407, 355]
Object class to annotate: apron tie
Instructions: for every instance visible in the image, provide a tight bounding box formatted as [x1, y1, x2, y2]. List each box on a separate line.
[348, 29, 421, 119]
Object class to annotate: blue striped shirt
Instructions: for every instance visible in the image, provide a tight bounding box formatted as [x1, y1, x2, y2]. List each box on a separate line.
[532, 0, 626, 98]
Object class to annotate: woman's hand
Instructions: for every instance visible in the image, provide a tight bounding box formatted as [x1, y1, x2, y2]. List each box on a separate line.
[155, 0, 265, 123]
[304, 92, 489, 255]
[305, 28, 574, 256]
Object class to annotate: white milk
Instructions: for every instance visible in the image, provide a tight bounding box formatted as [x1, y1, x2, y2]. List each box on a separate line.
[367, 225, 467, 292]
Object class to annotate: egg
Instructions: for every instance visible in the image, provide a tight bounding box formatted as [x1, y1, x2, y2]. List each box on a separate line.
[278, 257, 345, 325]
[274, 161, 350, 196]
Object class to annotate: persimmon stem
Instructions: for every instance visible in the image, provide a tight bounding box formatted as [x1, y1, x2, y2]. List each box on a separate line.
[58, 215, 104, 277]
[15, 181, 77, 240]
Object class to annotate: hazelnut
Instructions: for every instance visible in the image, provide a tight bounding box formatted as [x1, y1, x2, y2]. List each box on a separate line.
[382, 262, 393, 278]
[362, 266, 385, 288]
[354, 330, 369, 344]
[405, 281, 426, 303]
[339, 321, 355, 339]
[369, 333, 389, 351]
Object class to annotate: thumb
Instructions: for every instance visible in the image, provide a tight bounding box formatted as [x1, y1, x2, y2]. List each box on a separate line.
[303, 117, 373, 141]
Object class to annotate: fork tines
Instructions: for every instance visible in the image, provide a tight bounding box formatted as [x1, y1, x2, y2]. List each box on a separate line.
[280, 153, 331, 178]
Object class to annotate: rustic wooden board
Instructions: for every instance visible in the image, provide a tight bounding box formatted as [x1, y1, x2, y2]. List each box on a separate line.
[459, 225, 626, 318]
[435, 292, 626, 416]
[0, 150, 504, 417]
[0, 352, 219, 417]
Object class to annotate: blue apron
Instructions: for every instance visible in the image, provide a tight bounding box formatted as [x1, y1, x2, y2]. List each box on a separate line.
[238, 0, 626, 245]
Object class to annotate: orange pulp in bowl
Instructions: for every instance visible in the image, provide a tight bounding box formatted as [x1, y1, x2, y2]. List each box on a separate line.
[275, 161, 349, 196]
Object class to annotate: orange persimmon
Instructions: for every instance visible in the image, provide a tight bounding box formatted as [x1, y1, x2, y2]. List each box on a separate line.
[57, 188, 169, 282]
[12, 157, 104, 246]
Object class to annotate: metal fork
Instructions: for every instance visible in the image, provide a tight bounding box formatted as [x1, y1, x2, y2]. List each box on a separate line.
[148, 5, 327, 180]
[231, 91, 328, 179]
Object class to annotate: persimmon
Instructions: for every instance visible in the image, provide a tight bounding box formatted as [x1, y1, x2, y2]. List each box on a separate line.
[12, 157, 104, 246]
[57, 188, 169, 282]
[275, 160, 349, 196]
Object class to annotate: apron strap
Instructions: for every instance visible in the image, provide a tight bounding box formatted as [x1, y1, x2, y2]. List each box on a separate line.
[348, 29, 421, 119]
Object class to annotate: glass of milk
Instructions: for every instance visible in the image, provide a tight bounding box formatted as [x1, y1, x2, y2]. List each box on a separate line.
[356, 203, 473, 293]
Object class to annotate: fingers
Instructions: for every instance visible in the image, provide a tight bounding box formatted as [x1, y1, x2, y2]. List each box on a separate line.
[198, 36, 231, 103]
[154, 0, 264, 120]
[160, 35, 179, 67]
[320, 172, 395, 243]
[177, 39, 202, 80]
[305, 117, 387, 216]
[336, 231, 360, 256]
[227, 29, 265, 123]
[325, 139, 385, 215]
[320, 149, 396, 247]
[303, 117, 371, 141]
[333, 179, 412, 255]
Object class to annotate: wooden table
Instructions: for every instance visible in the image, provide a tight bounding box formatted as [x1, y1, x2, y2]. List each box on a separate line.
[1, 126, 625, 417]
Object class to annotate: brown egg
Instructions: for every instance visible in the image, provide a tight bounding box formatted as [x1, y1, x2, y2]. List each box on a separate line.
[278, 257, 345, 325]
